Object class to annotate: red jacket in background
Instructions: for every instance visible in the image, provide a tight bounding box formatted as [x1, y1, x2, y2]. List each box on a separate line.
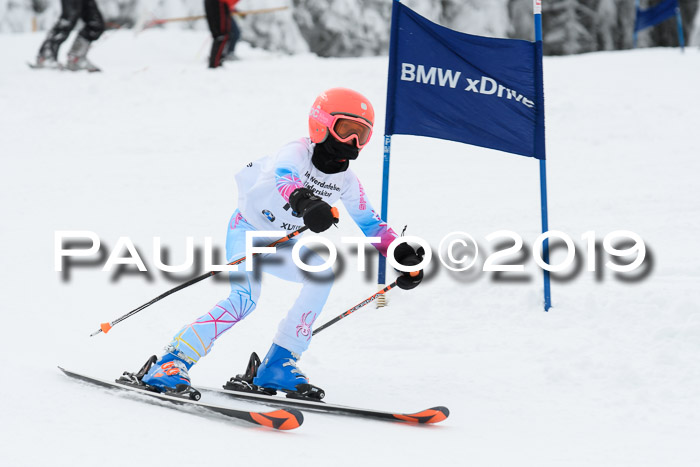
[220, 0, 240, 9]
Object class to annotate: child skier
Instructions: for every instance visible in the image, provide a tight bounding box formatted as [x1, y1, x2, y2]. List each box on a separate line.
[136, 88, 424, 398]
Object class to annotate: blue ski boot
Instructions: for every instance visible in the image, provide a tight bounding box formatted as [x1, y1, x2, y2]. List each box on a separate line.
[137, 351, 200, 400]
[252, 344, 325, 400]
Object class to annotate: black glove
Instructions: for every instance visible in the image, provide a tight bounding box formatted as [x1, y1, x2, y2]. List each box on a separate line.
[393, 243, 425, 290]
[289, 187, 338, 233]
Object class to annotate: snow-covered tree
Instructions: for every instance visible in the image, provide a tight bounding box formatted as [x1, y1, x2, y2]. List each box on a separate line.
[596, 0, 617, 50]
[293, 0, 391, 57]
[691, 0, 700, 45]
[240, 0, 308, 54]
[2, 0, 698, 55]
[542, 0, 597, 55]
[634, 0, 698, 48]
[508, 0, 535, 41]
[442, 0, 511, 38]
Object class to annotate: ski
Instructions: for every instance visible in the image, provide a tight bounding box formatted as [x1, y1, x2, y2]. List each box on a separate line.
[203, 385, 449, 424]
[206, 351, 449, 424]
[58, 366, 303, 430]
[27, 61, 63, 70]
[27, 61, 100, 72]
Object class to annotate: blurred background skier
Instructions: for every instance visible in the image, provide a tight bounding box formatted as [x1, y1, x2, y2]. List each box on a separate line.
[34, 0, 104, 71]
[205, 0, 241, 68]
[135, 88, 425, 399]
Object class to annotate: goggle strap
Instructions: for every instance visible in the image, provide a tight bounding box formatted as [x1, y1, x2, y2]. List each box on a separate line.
[309, 107, 335, 127]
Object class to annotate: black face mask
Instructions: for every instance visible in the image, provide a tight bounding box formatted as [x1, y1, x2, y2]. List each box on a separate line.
[312, 135, 359, 174]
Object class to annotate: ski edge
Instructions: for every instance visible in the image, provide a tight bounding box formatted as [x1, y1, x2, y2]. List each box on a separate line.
[57, 366, 303, 430]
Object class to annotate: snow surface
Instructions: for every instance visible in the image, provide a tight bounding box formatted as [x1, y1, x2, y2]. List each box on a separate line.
[1, 30, 700, 466]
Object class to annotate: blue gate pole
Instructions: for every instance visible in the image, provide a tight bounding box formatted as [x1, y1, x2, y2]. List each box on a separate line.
[633, 0, 640, 48]
[378, 0, 402, 287]
[675, 4, 685, 52]
[535, 1, 552, 311]
[539, 162, 552, 312]
[378, 134, 392, 285]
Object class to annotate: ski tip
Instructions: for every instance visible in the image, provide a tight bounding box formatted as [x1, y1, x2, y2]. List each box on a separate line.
[393, 406, 450, 424]
[249, 409, 304, 430]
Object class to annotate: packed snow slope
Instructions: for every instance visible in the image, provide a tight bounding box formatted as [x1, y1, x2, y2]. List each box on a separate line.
[1, 30, 699, 467]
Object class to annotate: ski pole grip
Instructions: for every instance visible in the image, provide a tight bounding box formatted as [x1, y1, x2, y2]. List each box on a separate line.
[330, 206, 340, 225]
[409, 270, 420, 277]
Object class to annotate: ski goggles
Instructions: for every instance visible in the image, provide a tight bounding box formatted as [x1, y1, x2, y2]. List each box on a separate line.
[310, 108, 373, 149]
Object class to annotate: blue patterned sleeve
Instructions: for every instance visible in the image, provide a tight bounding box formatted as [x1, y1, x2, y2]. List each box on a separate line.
[341, 171, 398, 257]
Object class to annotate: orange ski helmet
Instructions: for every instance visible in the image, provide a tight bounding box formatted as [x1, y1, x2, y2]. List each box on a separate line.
[309, 88, 375, 148]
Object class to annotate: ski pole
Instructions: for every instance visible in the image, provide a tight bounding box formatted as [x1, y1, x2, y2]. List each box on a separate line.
[312, 271, 419, 336]
[141, 6, 289, 30]
[90, 225, 309, 337]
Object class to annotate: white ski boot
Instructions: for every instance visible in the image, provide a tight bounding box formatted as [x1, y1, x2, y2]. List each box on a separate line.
[32, 51, 62, 70]
[65, 36, 101, 72]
